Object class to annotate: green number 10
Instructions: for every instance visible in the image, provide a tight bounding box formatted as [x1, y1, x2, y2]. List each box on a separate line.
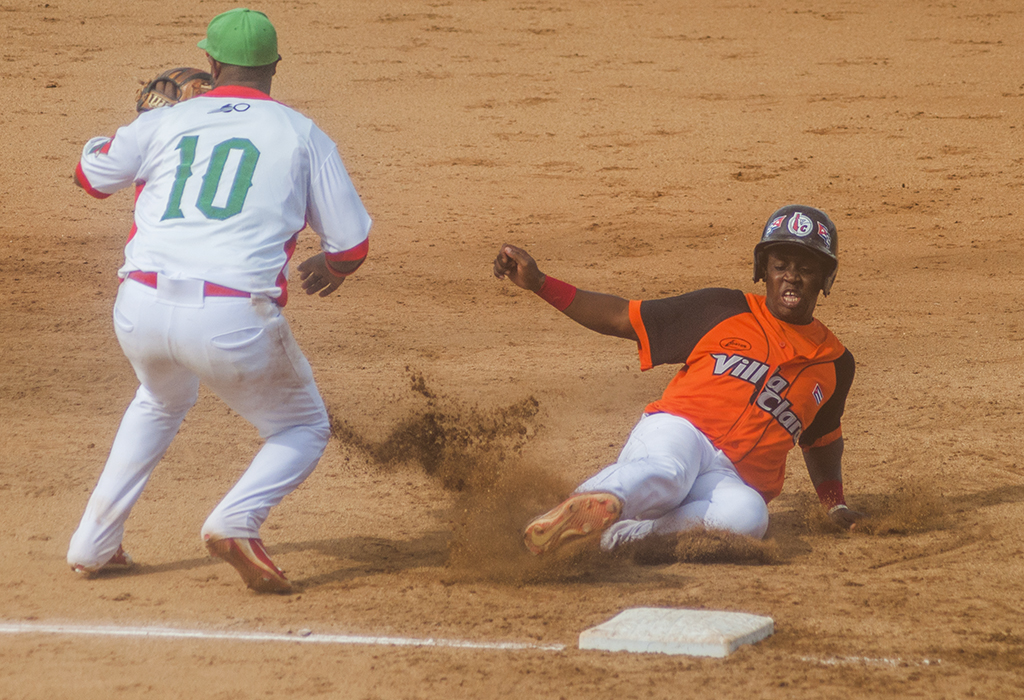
[161, 136, 261, 221]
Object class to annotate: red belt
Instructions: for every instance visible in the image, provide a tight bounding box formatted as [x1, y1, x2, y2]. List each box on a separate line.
[126, 271, 251, 298]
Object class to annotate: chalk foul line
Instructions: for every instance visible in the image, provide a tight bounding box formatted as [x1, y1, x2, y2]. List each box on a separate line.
[0, 621, 565, 652]
[800, 655, 942, 668]
[0, 621, 943, 664]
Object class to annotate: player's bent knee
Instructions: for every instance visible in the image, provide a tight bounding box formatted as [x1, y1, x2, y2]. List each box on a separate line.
[735, 499, 769, 539]
[289, 418, 330, 457]
[705, 491, 769, 539]
[312, 414, 331, 445]
[738, 507, 770, 540]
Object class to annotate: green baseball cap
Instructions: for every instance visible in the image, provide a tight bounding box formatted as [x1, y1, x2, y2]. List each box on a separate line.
[197, 8, 279, 67]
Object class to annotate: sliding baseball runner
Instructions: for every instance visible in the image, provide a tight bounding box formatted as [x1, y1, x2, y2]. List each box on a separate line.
[494, 205, 866, 555]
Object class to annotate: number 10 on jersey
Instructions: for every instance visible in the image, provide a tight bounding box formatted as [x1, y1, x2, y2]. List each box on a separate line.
[162, 136, 260, 221]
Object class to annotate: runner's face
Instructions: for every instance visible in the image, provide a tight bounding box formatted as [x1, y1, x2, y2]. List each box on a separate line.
[763, 247, 825, 325]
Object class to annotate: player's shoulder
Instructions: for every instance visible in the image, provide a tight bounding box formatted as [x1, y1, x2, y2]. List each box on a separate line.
[689, 287, 749, 308]
[810, 319, 853, 369]
[638, 287, 750, 330]
[648, 287, 748, 308]
[128, 105, 171, 130]
[186, 88, 306, 116]
[643, 286, 749, 315]
[120, 105, 169, 141]
[810, 316, 846, 346]
[186, 92, 322, 140]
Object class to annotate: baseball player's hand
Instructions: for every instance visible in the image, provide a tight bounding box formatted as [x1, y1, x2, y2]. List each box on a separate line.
[494, 244, 544, 292]
[298, 253, 346, 297]
[828, 505, 868, 530]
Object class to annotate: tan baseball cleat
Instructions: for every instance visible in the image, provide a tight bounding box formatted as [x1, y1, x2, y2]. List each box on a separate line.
[205, 536, 293, 594]
[523, 492, 623, 555]
[71, 545, 134, 578]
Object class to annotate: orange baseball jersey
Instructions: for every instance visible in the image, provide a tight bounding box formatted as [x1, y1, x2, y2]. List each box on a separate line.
[629, 288, 854, 502]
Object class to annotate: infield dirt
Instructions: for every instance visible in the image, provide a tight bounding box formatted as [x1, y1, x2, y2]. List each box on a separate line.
[2, 1, 1023, 698]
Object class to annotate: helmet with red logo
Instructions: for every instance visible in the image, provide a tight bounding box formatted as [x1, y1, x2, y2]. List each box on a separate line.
[753, 205, 839, 296]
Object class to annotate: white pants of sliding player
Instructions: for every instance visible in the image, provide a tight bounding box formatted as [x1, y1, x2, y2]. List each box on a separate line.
[575, 412, 769, 551]
[67, 278, 330, 570]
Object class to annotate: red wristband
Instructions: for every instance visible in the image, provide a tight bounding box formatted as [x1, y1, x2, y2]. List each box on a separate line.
[814, 480, 846, 510]
[537, 275, 577, 311]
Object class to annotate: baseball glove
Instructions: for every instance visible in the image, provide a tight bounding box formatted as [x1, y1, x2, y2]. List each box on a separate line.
[136, 67, 213, 113]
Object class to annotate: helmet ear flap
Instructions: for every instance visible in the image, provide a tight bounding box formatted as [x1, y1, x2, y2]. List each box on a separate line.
[821, 266, 837, 297]
[752, 250, 767, 284]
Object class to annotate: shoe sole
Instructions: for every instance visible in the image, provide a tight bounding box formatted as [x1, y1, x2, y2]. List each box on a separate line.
[71, 547, 134, 578]
[524, 492, 623, 555]
[206, 537, 293, 594]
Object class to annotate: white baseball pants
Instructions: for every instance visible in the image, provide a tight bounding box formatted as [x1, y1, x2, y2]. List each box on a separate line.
[575, 412, 770, 550]
[68, 278, 330, 570]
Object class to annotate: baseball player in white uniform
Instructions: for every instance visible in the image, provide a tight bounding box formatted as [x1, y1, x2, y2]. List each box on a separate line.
[67, 8, 371, 593]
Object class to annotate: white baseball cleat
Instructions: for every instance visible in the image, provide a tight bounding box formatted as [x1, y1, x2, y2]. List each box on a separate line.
[71, 545, 134, 578]
[523, 492, 623, 555]
[205, 536, 293, 594]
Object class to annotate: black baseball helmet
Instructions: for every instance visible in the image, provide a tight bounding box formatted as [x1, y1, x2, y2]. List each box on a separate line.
[753, 205, 839, 296]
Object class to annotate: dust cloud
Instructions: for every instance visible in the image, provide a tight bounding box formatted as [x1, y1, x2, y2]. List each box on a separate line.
[331, 371, 787, 580]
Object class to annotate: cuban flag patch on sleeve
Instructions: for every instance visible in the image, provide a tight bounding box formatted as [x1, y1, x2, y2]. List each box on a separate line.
[812, 383, 824, 405]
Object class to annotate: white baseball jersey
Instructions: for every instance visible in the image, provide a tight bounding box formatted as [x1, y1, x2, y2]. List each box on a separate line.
[76, 85, 371, 303]
[68, 84, 370, 580]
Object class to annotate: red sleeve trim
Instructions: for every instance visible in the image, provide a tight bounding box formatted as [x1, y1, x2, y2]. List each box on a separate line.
[74, 163, 111, 199]
[324, 238, 369, 263]
[629, 300, 653, 371]
[273, 232, 300, 307]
